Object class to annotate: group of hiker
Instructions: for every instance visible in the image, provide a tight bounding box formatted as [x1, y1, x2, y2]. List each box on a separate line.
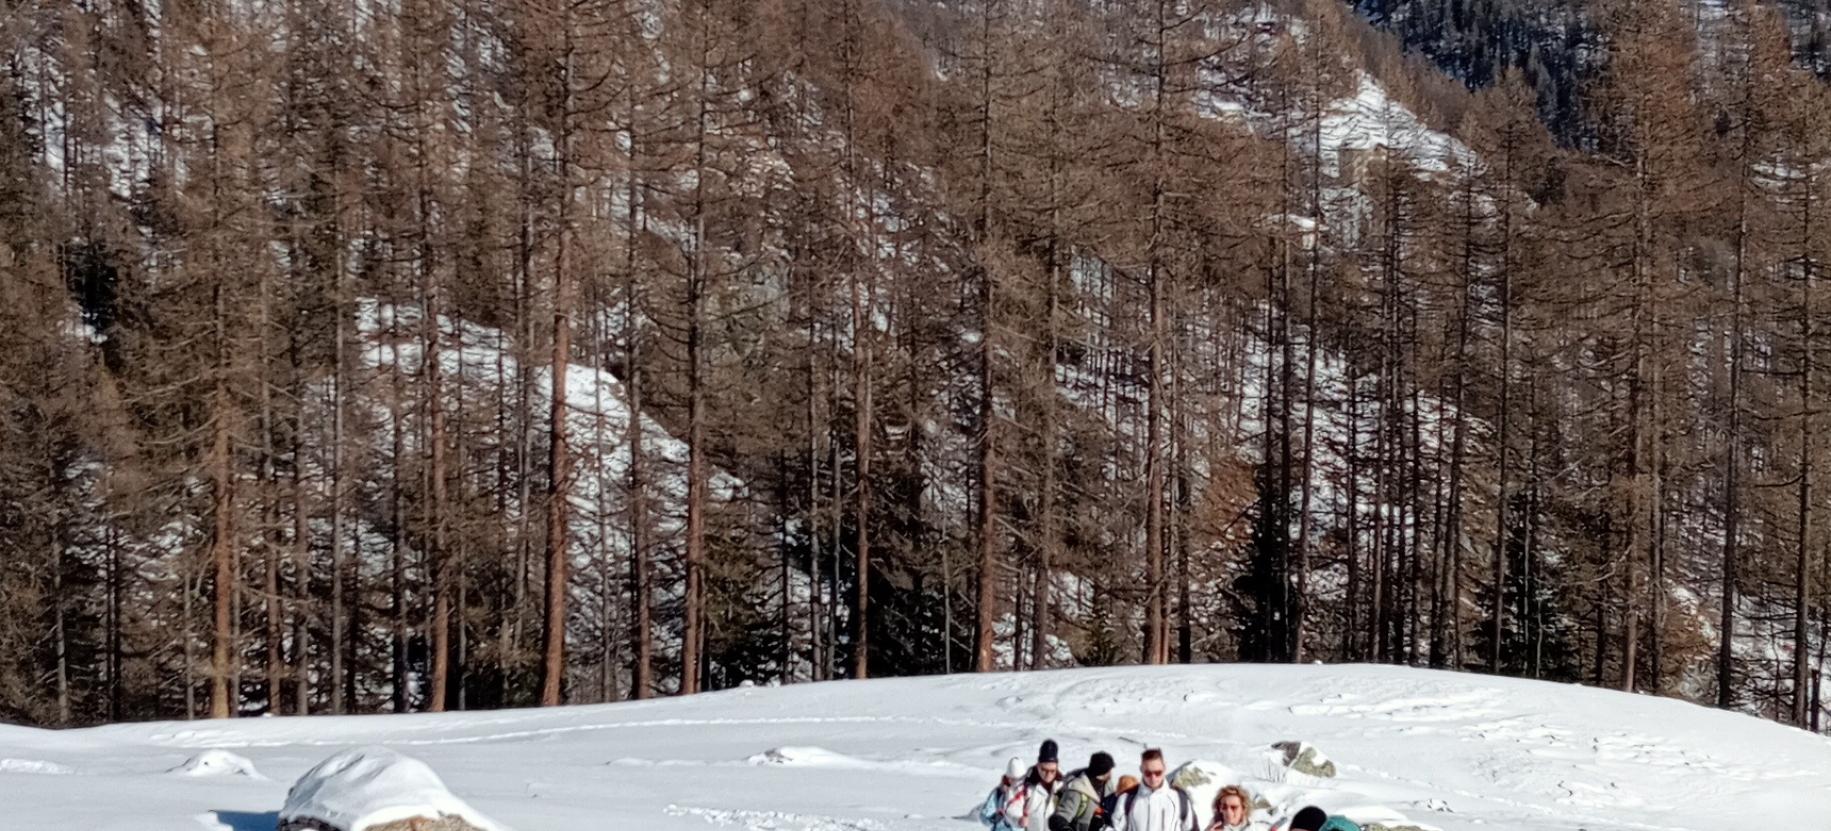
[978, 739, 1358, 831]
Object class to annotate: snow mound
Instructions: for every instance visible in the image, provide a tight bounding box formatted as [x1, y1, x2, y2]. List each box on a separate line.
[745, 745, 858, 767]
[169, 749, 264, 779]
[280, 747, 508, 831]
[0, 758, 74, 775]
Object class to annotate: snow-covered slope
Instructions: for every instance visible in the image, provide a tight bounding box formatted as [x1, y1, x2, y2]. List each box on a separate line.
[1, 665, 1824, 830]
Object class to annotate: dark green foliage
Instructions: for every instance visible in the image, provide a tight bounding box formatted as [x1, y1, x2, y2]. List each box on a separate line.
[1234, 462, 1294, 664]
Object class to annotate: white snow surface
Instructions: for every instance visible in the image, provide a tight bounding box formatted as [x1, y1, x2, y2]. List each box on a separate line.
[1, 665, 1826, 830]
[279, 746, 507, 831]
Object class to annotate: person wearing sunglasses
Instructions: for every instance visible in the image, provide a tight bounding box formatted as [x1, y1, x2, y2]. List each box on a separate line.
[1008, 739, 1064, 831]
[1108, 748, 1200, 831]
[1206, 785, 1268, 831]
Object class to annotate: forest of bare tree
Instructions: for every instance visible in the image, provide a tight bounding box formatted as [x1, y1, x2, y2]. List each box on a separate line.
[1, 0, 1828, 735]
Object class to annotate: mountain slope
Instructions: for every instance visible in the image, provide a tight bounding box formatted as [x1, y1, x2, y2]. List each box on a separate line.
[1, 665, 1824, 830]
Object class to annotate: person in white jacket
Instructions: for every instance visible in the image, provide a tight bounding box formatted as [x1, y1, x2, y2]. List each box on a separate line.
[1003, 739, 1062, 831]
[980, 757, 1031, 831]
[1109, 749, 1199, 831]
[1206, 784, 1270, 831]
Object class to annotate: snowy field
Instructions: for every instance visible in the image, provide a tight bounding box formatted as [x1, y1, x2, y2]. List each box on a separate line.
[1, 665, 1825, 830]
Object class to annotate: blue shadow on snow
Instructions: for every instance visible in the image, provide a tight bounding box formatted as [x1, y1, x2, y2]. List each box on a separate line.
[211, 810, 280, 831]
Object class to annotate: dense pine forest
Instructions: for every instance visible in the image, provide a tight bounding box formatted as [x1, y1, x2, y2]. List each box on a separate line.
[2, 0, 1830, 734]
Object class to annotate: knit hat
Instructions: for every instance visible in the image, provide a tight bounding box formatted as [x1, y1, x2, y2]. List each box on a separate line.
[1004, 757, 1026, 780]
[1289, 807, 1329, 831]
[1087, 751, 1115, 778]
[1116, 774, 1139, 794]
[1038, 739, 1059, 764]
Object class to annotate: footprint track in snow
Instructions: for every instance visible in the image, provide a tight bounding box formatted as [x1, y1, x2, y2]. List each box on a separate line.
[666, 804, 887, 830]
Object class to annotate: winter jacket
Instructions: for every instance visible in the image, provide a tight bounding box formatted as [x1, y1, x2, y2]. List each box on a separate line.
[1109, 784, 1200, 831]
[980, 783, 1026, 831]
[1048, 770, 1112, 831]
[1099, 790, 1131, 828]
[1271, 817, 1358, 831]
[1209, 819, 1272, 831]
[1005, 771, 1059, 831]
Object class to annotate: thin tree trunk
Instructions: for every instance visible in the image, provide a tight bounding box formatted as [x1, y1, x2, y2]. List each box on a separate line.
[1491, 133, 1516, 677]
[624, 115, 653, 701]
[805, 270, 823, 682]
[849, 229, 874, 681]
[1141, 0, 1172, 666]
[426, 202, 451, 714]
[970, 0, 1001, 675]
[52, 528, 69, 724]
[210, 281, 236, 720]
[1719, 168, 1749, 709]
[329, 285, 348, 716]
[972, 259, 997, 674]
[292, 381, 312, 715]
[1794, 164, 1817, 727]
[261, 275, 283, 712]
[1032, 228, 1060, 672]
[681, 18, 716, 693]
[1345, 371, 1362, 660]
[108, 527, 124, 721]
[388, 304, 409, 712]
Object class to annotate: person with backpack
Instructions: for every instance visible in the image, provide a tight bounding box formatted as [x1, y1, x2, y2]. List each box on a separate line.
[979, 757, 1030, 830]
[1275, 806, 1360, 831]
[1108, 749, 1200, 831]
[1206, 785, 1269, 831]
[1006, 739, 1063, 831]
[1047, 751, 1115, 831]
[1099, 774, 1139, 825]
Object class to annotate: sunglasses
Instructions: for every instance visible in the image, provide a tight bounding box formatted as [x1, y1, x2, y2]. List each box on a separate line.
[1142, 767, 1166, 777]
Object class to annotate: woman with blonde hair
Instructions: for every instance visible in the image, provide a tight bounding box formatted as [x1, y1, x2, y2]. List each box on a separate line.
[1207, 785, 1268, 831]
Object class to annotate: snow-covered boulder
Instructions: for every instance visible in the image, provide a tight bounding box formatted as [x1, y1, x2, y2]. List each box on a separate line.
[279, 747, 508, 831]
[1267, 741, 1336, 781]
[1168, 759, 1240, 816]
[169, 749, 264, 779]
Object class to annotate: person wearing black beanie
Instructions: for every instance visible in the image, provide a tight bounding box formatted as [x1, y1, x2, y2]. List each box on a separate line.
[1280, 805, 1359, 831]
[1011, 740, 1062, 831]
[1287, 807, 1329, 831]
[1047, 751, 1116, 831]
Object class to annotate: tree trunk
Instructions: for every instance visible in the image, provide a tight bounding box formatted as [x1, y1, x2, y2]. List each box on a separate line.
[1719, 164, 1748, 709]
[210, 283, 236, 720]
[426, 206, 451, 714]
[1794, 159, 1817, 727]
[1492, 130, 1516, 677]
[849, 234, 874, 681]
[539, 9, 579, 706]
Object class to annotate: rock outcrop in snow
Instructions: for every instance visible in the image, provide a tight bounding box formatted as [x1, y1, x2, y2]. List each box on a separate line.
[1270, 741, 1337, 780]
[279, 747, 507, 831]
